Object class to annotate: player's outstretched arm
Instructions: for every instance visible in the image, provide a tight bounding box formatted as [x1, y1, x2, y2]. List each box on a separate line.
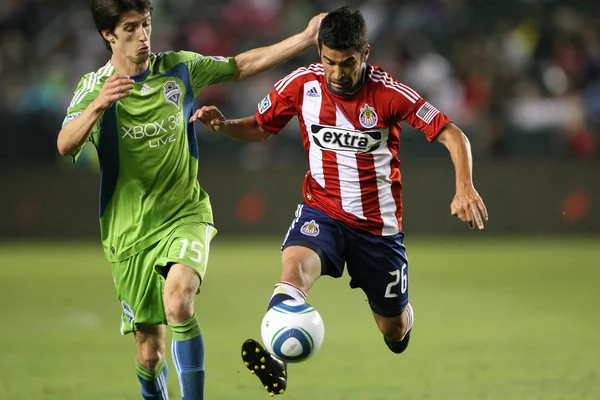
[57, 73, 134, 156]
[190, 106, 271, 142]
[232, 13, 326, 82]
[436, 123, 489, 229]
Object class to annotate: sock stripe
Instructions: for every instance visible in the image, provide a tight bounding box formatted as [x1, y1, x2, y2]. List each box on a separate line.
[171, 340, 184, 397]
[158, 373, 168, 400]
[275, 281, 307, 299]
[401, 303, 414, 341]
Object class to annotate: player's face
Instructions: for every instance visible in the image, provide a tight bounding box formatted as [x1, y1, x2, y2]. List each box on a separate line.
[106, 10, 152, 65]
[319, 44, 369, 94]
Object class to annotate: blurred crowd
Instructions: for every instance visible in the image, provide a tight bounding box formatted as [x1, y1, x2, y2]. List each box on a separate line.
[0, 0, 599, 168]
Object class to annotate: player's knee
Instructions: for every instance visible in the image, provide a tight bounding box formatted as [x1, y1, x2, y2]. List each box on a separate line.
[164, 271, 197, 321]
[164, 293, 193, 322]
[379, 322, 404, 341]
[139, 346, 165, 371]
[136, 331, 166, 371]
[376, 314, 405, 338]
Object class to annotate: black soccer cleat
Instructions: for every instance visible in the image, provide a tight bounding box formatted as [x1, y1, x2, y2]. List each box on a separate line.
[241, 339, 287, 396]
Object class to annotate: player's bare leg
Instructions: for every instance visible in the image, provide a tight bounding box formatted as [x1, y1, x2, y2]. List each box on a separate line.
[242, 245, 321, 396]
[373, 303, 414, 354]
[164, 263, 205, 400]
[135, 324, 169, 399]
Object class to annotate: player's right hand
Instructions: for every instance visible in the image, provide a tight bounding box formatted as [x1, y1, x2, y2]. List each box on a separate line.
[304, 13, 328, 45]
[190, 105, 227, 132]
[93, 73, 135, 111]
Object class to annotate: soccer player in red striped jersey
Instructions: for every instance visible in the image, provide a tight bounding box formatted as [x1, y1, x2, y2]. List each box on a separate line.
[191, 6, 488, 396]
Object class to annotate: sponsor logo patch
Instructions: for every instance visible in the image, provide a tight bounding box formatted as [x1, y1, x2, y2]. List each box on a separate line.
[140, 83, 152, 95]
[306, 87, 319, 97]
[311, 124, 382, 153]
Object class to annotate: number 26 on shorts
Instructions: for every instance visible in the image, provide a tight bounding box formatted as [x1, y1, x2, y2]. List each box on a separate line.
[384, 263, 408, 298]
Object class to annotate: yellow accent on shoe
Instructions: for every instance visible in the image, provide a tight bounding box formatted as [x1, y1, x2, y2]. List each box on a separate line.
[244, 362, 249, 367]
[260, 357, 266, 363]
[255, 347, 260, 353]
[242, 351, 247, 356]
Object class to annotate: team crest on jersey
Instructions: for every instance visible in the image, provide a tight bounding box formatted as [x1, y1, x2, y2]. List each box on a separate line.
[121, 301, 135, 323]
[359, 104, 378, 128]
[163, 81, 181, 109]
[300, 220, 320, 237]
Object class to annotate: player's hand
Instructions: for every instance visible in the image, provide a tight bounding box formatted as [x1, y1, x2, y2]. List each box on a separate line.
[304, 13, 327, 45]
[189, 105, 227, 132]
[450, 186, 488, 230]
[92, 73, 135, 111]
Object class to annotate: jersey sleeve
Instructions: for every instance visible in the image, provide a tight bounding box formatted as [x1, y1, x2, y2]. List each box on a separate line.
[254, 83, 298, 135]
[63, 73, 103, 161]
[389, 86, 452, 142]
[176, 51, 237, 96]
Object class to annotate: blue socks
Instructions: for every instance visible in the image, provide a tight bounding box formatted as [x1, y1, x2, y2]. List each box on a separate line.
[169, 315, 205, 400]
[136, 360, 169, 399]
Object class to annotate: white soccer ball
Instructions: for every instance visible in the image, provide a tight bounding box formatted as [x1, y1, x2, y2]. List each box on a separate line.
[261, 300, 325, 363]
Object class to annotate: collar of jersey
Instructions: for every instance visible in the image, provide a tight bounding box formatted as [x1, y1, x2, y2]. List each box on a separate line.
[110, 60, 152, 82]
[326, 63, 369, 97]
[129, 67, 151, 82]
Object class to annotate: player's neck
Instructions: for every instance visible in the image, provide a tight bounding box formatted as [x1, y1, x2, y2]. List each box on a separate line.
[110, 55, 150, 78]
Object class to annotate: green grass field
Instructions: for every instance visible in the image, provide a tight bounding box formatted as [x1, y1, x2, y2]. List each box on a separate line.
[1, 236, 599, 400]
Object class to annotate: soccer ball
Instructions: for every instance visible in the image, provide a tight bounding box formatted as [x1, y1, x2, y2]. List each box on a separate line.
[261, 300, 325, 363]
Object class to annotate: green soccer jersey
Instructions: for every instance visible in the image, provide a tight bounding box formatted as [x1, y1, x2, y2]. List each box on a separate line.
[63, 51, 237, 262]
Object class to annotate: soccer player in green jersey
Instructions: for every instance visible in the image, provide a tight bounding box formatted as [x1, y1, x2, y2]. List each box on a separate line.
[56, 1, 324, 399]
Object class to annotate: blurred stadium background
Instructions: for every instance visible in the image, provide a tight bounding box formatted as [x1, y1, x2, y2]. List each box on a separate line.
[0, 0, 598, 399]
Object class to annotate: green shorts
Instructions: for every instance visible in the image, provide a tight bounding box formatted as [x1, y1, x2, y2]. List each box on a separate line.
[111, 222, 217, 335]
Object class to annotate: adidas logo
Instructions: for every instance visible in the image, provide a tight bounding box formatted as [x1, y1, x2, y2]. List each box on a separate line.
[140, 83, 152, 95]
[306, 87, 319, 97]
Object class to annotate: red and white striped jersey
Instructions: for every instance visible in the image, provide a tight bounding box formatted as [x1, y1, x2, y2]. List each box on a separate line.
[255, 63, 452, 236]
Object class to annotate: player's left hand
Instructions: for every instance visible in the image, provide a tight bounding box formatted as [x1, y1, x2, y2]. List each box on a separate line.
[304, 13, 328, 45]
[450, 186, 488, 230]
[190, 105, 226, 132]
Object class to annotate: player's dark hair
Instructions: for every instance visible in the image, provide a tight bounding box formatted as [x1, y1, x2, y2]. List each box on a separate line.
[90, 0, 154, 52]
[318, 6, 368, 52]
